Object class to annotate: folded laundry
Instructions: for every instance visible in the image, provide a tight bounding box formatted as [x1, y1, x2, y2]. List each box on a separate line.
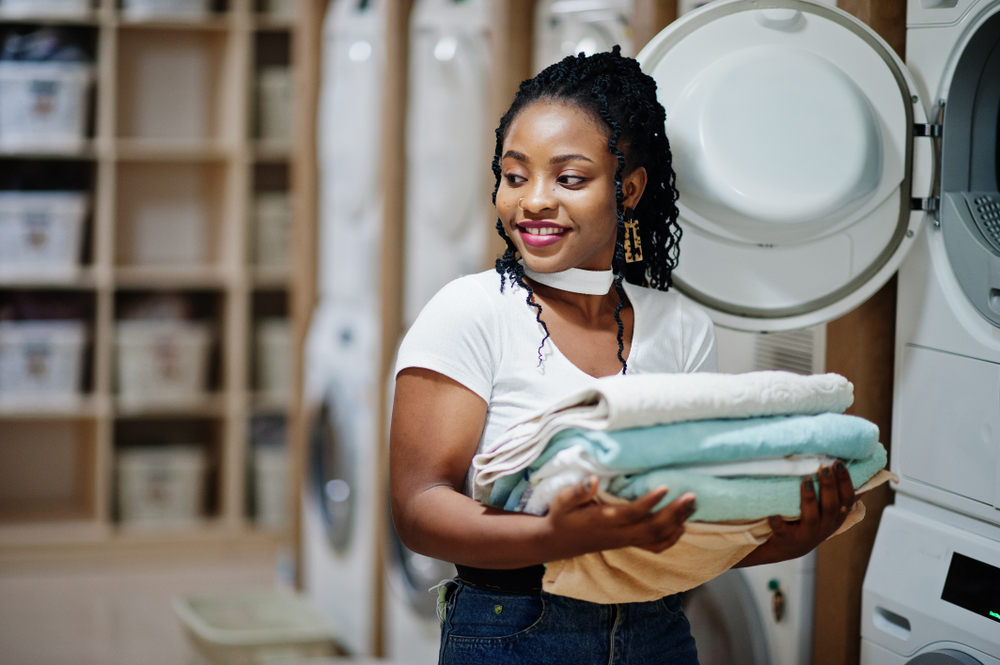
[484, 412, 880, 514]
[472, 371, 854, 502]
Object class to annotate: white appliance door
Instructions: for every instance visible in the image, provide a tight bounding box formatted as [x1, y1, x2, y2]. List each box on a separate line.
[402, 0, 492, 325]
[637, 0, 932, 332]
[532, 0, 634, 73]
[318, 0, 385, 302]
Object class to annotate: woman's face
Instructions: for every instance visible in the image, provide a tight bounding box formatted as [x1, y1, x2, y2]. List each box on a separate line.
[496, 100, 646, 274]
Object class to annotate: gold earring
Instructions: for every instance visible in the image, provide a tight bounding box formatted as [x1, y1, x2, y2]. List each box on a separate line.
[624, 209, 643, 263]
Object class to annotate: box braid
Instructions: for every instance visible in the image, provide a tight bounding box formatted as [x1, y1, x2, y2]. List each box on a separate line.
[491, 46, 682, 372]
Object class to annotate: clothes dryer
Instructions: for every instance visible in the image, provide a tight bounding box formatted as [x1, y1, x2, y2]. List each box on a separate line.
[860, 1, 1000, 662]
[532, 0, 633, 74]
[636, 2, 933, 663]
[400, 0, 492, 327]
[302, 0, 387, 657]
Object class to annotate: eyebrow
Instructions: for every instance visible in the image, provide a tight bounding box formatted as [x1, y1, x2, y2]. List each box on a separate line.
[502, 150, 595, 165]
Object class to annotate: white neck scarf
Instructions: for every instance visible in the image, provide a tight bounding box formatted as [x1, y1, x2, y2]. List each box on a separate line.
[521, 263, 614, 295]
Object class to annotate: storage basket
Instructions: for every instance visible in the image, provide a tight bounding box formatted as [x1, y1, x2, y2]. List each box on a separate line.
[252, 444, 287, 528]
[117, 445, 207, 527]
[255, 318, 290, 398]
[121, 0, 211, 21]
[0, 319, 85, 403]
[115, 319, 212, 405]
[252, 191, 291, 269]
[173, 589, 340, 665]
[256, 66, 292, 143]
[0, 61, 93, 153]
[0, 191, 87, 276]
[0, 0, 92, 19]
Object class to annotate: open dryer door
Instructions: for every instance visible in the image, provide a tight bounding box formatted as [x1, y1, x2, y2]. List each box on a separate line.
[636, 0, 933, 332]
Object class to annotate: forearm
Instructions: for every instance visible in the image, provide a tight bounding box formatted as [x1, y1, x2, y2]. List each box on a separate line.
[732, 537, 807, 568]
[392, 485, 560, 569]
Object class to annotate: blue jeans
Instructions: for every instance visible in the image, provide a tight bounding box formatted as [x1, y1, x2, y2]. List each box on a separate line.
[438, 581, 700, 665]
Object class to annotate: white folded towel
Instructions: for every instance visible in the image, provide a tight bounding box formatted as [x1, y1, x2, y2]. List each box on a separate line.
[472, 370, 854, 502]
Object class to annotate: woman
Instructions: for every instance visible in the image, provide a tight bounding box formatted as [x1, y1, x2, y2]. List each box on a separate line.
[389, 47, 855, 665]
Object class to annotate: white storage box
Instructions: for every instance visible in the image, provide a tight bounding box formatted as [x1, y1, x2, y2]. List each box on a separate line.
[121, 0, 210, 21]
[116, 319, 212, 405]
[0, 319, 85, 403]
[252, 191, 291, 269]
[256, 66, 292, 143]
[0, 0, 92, 19]
[253, 444, 287, 528]
[0, 191, 87, 276]
[0, 61, 93, 153]
[173, 589, 339, 665]
[255, 318, 290, 398]
[117, 445, 207, 527]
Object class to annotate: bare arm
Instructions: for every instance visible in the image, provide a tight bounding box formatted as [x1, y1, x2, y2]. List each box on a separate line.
[389, 368, 697, 569]
[734, 461, 856, 568]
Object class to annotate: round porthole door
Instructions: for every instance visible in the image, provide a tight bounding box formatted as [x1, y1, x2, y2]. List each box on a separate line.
[637, 0, 933, 332]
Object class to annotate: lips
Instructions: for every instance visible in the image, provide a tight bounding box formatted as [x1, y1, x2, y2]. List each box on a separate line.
[517, 221, 567, 248]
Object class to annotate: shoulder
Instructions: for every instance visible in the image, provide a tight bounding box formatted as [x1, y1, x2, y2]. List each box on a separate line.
[626, 282, 713, 329]
[625, 282, 717, 372]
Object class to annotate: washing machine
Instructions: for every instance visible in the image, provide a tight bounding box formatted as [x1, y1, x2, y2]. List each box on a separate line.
[302, 0, 387, 657]
[860, 1, 1000, 663]
[636, 0, 933, 662]
[384, 1, 491, 661]
[532, 0, 634, 73]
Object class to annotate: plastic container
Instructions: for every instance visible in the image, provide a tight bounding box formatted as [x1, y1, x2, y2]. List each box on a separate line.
[121, 0, 211, 21]
[117, 445, 207, 527]
[256, 66, 292, 143]
[253, 444, 287, 528]
[115, 319, 212, 405]
[252, 191, 291, 269]
[0, 319, 85, 402]
[0, 0, 92, 19]
[255, 318, 290, 398]
[173, 589, 340, 665]
[0, 61, 93, 153]
[0, 191, 87, 276]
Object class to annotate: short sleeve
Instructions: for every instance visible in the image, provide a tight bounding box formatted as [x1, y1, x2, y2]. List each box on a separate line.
[394, 275, 498, 402]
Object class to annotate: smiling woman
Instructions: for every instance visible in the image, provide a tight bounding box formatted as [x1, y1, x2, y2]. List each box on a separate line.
[387, 47, 855, 665]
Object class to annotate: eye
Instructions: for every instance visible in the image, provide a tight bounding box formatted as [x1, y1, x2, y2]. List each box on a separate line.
[503, 172, 526, 186]
[557, 174, 587, 187]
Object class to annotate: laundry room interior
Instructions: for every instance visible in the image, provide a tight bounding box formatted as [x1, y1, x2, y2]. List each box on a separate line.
[0, 0, 998, 663]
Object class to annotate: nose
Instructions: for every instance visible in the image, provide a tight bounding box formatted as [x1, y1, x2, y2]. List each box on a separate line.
[519, 179, 556, 214]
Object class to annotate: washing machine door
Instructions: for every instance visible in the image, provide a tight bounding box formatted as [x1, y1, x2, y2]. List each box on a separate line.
[907, 651, 984, 665]
[683, 569, 772, 665]
[637, 0, 933, 332]
[533, 0, 634, 72]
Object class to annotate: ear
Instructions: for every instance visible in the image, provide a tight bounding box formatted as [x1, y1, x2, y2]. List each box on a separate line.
[622, 166, 647, 209]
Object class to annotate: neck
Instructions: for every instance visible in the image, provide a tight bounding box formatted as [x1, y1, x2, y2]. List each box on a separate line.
[520, 263, 615, 296]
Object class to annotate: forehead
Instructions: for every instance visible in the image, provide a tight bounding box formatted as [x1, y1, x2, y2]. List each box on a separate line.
[502, 100, 610, 156]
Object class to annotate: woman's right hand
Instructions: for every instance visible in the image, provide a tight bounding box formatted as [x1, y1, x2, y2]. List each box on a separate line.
[544, 477, 696, 556]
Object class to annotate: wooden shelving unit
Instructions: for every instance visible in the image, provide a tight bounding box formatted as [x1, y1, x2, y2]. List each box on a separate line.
[0, 0, 305, 551]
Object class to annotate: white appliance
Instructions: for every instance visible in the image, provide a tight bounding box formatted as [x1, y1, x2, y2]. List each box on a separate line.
[302, 0, 386, 657]
[861, 1, 1000, 663]
[400, 0, 493, 327]
[532, 0, 634, 73]
[385, 1, 491, 662]
[636, 1, 931, 662]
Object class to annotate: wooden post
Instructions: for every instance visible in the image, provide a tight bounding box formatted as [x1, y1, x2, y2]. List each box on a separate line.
[631, 0, 679, 50]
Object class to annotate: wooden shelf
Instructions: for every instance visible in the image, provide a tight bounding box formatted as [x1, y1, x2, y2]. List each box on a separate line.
[0, 0, 307, 551]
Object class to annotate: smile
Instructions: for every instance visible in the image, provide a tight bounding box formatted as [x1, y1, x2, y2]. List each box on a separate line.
[517, 222, 567, 247]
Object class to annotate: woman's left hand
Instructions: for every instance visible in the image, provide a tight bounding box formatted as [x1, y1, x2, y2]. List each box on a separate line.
[736, 461, 856, 567]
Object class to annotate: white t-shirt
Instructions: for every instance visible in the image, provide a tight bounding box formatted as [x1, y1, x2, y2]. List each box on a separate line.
[395, 269, 718, 494]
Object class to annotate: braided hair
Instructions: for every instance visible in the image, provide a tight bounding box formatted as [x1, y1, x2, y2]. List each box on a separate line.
[492, 46, 682, 373]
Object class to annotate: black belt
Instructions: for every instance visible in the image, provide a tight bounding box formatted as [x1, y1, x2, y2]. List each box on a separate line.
[455, 564, 544, 593]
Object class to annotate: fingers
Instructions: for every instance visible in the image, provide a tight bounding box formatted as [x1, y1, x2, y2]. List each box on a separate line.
[637, 492, 696, 553]
[549, 475, 600, 515]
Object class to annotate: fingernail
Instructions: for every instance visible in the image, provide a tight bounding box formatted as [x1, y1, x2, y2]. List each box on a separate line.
[836, 461, 847, 472]
[822, 466, 832, 477]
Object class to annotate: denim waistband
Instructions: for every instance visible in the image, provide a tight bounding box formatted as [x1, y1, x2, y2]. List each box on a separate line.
[454, 564, 544, 593]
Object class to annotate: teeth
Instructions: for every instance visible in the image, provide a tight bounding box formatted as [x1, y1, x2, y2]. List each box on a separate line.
[523, 226, 564, 235]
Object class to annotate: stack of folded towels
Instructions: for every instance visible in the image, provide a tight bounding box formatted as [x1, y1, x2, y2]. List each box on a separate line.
[472, 370, 896, 604]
